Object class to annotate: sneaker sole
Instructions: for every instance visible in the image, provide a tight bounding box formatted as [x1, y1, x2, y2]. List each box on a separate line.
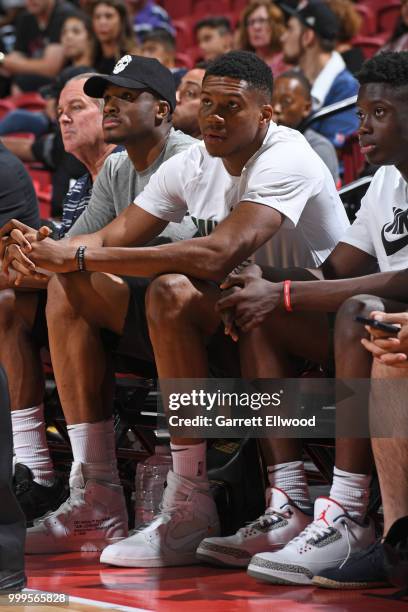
[0, 571, 26, 592]
[248, 565, 312, 586]
[100, 550, 200, 568]
[312, 575, 391, 590]
[196, 549, 250, 568]
[26, 536, 126, 555]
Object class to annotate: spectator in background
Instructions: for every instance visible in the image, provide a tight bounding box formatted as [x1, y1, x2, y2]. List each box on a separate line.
[0, 72, 116, 526]
[0, 12, 96, 139]
[126, 0, 173, 42]
[325, 0, 364, 75]
[60, 12, 96, 68]
[2, 66, 92, 217]
[281, 0, 359, 148]
[0, 141, 39, 230]
[0, 0, 77, 93]
[173, 64, 207, 139]
[381, 0, 408, 54]
[91, 0, 136, 73]
[238, 0, 288, 77]
[194, 17, 233, 62]
[140, 28, 187, 88]
[272, 70, 339, 183]
[140, 28, 175, 69]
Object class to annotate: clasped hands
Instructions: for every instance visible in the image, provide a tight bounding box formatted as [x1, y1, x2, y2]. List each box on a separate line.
[217, 263, 280, 341]
[0, 219, 75, 286]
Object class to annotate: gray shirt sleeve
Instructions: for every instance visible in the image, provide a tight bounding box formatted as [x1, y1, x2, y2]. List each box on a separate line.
[66, 160, 116, 237]
[304, 129, 339, 184]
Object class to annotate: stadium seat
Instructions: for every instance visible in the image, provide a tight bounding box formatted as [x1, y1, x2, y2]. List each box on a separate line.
[175, 52, 194, 69]
[192, 0, 232, 17]
[376, 0, 402, 36]
[10, 92, 46, 112]
[161, 0, 192, 20]
[0, 98, 14, 120]
[339, 133, 366, 186]
[173, 18, 195, 52]
[354, 3, 377, 37]
[352, 34, 388, 59]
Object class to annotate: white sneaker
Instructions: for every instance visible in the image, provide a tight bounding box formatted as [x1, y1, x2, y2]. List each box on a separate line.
[25, 463, 128, 554]
[247, 497, 376, 585]
[100, 470, 220, 567]
[196, 488, 312, 567]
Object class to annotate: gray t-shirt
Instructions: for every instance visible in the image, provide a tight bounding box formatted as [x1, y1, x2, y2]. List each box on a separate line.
[304, 128, 339, 185]
[67, 128, 197, 241]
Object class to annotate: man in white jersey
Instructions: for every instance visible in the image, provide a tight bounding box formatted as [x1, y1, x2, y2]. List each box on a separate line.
[2, 51, 349, 564]
[209, 51, 408, 586]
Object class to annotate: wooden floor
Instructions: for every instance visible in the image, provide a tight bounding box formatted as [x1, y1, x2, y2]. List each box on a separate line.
[3, 552, 403, 612]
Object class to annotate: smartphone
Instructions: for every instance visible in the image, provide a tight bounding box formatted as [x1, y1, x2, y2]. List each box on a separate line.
[355, 315, 400, 334]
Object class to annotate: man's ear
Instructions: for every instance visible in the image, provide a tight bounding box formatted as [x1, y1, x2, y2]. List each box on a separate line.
[156, 99, 171, 121]
[302, 98, 312, 118]
[260, 104, 274, 126]
[302, 27, 315, 49]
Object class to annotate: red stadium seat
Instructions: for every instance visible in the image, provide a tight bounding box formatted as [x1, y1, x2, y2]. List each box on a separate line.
[339, 133, 365, 186]
[10, 92, 46, 112]
[376, 0, 402, 36]
[192, 0, 232, 17]
[173, 18, 195, 52]
[26, 166, 52, 218]
[354, 3, 377, 37]
[0, 98, 14, 120]
[161, 0, 192, 20]
[352, 34, 388, 59]
[175, 52, 194, 69]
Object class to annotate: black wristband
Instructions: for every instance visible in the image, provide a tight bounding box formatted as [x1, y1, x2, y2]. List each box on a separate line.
[75, 245, 87, 272]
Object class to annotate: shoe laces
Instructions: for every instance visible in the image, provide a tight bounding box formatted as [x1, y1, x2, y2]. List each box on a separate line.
[291, 518, 334, 545]
[239, 507, 291, 536]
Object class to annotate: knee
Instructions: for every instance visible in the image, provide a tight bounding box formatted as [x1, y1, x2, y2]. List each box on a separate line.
[335, 294, 384, 346]
[0, 289, 18, 331]
[46, 273, 82, 325]
[145, 273, 196, 328]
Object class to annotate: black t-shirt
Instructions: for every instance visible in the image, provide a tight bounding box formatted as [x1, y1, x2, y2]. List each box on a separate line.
[0, 142, 40, 228]
[13, 1, 77, 91]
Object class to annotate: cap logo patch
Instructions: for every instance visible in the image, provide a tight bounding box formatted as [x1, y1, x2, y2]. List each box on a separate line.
[306, 16, 316, 26]
[113, 55, 132, 74]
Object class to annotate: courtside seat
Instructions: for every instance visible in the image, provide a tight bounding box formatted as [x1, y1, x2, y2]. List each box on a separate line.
[9, 92, 46, 112]
[352, 34, 388, 59]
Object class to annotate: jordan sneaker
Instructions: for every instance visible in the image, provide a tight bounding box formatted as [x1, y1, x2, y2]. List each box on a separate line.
[196, 487, 312, 568]
[13, 463, 68, 525]
[248, 497, 376, 585]
[25, 463, 128, 554]
[100, 470, 220, 567]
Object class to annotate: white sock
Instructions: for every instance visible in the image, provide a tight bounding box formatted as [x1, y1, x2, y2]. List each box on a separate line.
[11, 404, 55, 486]
[267, 460, 312, 512]
[170, 441, 207, 481]
[67, 420, 120, 485]
[329, 466, 371, 521]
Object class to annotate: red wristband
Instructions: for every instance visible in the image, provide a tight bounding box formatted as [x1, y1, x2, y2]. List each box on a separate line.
[283, 280, 293, 312]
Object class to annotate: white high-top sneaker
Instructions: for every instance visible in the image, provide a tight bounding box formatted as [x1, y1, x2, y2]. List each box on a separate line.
[25, 463, 128, 554]
[196, 487, 312, 568]
[100, 470, 220, 567]
[247, 497, 376, 585]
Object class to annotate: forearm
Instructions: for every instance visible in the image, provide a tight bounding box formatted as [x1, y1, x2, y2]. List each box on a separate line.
[290, 269, 408, 312]
[82, 238, 236, 281]
[4, 54, 63, 77]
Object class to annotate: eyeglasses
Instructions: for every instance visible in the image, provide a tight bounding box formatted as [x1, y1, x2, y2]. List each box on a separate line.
[246, 17, 270, 27]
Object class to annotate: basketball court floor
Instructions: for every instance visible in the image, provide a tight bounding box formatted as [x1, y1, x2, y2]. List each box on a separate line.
[2, 552, 404, 612]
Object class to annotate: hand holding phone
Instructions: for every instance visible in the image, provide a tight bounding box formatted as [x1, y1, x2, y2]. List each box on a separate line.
[355, 315, 401, 335]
